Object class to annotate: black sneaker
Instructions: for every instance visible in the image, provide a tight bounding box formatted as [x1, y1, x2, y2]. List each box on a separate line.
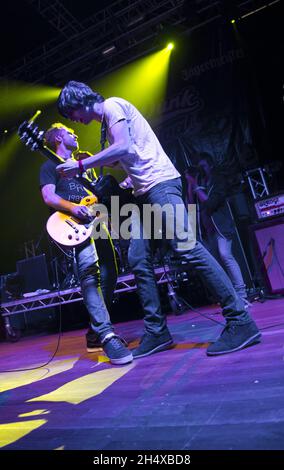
[132, 330, 174, 359]
[86, 329, 103, 353]
[102, 333, 133, 365]
[207, 320, 261, 356]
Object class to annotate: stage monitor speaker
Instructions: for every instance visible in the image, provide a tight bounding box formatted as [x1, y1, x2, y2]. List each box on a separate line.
[250, 217, 284, 294]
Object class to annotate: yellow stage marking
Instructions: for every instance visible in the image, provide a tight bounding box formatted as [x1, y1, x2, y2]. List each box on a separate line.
[18, 409, 50, 417]
[97, 355, 110, 363]
[0, 419, 46, 448]
[0, 358, 79, 393]
[28, 363, 135, 405]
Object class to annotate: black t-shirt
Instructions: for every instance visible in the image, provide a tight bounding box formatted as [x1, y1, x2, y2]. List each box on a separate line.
[39, 160, 96, 203]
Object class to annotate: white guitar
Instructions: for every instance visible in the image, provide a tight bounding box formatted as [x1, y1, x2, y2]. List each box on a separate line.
[46, 194, 99, 246]
[18, 119, 100, 247]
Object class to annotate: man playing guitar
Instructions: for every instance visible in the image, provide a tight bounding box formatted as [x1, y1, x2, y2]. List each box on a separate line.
[39, 123, 133, 365]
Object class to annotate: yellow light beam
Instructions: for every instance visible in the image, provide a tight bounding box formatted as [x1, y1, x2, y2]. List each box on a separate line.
[94, 45, 173, 120]
[74, 46, 173, 157]
[0, 132, 21, 178]
[0, 358, 79, 393]
[0, 419, 47, 449]
[0, 80, 60, 118]
[28, 363, 135, 405]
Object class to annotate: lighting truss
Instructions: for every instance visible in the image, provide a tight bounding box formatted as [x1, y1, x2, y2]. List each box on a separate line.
[1, 1, 280, 84]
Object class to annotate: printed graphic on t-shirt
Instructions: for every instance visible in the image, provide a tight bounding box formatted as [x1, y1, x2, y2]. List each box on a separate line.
[39, 160, 91, 204]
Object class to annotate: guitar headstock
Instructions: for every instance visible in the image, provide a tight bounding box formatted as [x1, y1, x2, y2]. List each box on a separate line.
[18, 120, 45, 151]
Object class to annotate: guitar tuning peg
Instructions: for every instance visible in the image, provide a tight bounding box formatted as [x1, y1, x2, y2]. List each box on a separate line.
[26, 137, 32, 146]
[31, 143, 38, 151]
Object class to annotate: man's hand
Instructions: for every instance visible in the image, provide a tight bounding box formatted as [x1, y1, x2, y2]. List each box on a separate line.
[119, 176, 134, 189]
[71, 205, 92, 221]
[185, 173, 197, 191]
[56, 159, 80, 178]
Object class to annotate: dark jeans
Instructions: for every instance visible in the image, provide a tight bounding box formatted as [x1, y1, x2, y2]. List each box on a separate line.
[75, 224, 117, 339]
[128, 177, 251, 335]
[203, 232, 247, 300]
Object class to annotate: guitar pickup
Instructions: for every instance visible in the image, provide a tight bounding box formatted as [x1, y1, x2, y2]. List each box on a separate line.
[65, 219, 77, 229]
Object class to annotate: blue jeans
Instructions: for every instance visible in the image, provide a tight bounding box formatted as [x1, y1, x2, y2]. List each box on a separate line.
[203, 232, 247, 300]
[75, 225, 117, 339]
[128, 178, 251, 335]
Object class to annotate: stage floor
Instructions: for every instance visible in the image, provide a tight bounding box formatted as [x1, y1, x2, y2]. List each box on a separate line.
[0, 298, 284, 450]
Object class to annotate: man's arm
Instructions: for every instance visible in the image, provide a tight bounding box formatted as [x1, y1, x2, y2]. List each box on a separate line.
[198, 173, 227, 215]
[185, 174, 208, 204]
[56, 120, 131, 177]
[41, 184, 91, 220]
[194, 188, 208, 203]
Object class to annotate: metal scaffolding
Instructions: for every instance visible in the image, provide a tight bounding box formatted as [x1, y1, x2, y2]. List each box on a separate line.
[26, 0, 85, 37]
[244, 167, 270, 200]
[3, 0, 277, 84]
[0, 266, 170, 317]
[3, 0, 186, 83]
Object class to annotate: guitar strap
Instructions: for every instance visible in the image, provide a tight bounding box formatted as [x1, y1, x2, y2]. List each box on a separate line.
[99, 117, 107, 177]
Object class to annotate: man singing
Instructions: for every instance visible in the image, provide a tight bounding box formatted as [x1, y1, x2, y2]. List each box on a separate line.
[56, 81, 261, 358]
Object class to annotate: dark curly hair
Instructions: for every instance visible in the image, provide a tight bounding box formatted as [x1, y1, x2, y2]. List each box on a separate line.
[57, 81, 105, 118]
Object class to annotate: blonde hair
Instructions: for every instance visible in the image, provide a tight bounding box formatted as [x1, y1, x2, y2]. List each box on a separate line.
[44, 123, 75, 151]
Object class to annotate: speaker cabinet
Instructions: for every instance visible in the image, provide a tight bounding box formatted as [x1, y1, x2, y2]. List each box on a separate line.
[16, 254, 51, 292]
[250, 217, 284, 294]
[1, 255, 55, 335]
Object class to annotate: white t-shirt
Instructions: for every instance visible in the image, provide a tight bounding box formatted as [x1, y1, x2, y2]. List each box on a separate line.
[103, 97, 180, 196]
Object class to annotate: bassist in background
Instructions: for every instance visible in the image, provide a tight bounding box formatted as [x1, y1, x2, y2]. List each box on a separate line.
[39, 123, 133, 365]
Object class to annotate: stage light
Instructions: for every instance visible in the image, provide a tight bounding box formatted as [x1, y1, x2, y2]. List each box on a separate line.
[167, 42, 174, 50]
[231, 19, 236, 24]
[92, 47, 173, 122]
[102, 45, 116, 56]
[127, 15, 145, 27]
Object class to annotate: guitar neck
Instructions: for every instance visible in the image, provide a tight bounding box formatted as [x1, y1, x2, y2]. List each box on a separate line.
[41, 145, 96, 194]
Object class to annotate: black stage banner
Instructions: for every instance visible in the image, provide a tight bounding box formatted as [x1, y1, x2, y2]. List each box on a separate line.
[149, 25, 262, 175]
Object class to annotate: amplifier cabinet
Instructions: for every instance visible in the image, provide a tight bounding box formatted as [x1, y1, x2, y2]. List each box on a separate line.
[250, 217, 284, 294]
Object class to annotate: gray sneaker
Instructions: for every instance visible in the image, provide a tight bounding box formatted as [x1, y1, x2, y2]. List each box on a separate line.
[132, 330, 174, 359]
[207, 320, 261, 356]
[102, 333, 133, 365]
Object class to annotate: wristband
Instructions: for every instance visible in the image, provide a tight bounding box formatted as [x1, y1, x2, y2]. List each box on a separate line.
[193, 185, 205, 193]
[78, 159, 85, 173]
